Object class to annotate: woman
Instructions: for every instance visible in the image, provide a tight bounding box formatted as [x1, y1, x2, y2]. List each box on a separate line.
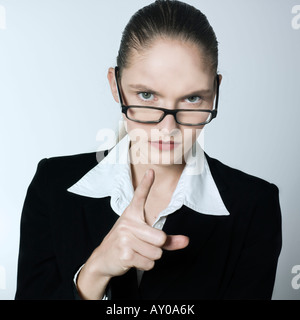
[15, 0, 282, 300]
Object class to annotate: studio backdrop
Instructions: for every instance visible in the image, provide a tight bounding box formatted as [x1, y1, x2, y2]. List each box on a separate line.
[0, 0, 299, 300]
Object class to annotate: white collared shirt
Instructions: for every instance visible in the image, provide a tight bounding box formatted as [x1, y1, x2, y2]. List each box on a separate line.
[68, 134, 230, 295]
[68, 134, 230, 220]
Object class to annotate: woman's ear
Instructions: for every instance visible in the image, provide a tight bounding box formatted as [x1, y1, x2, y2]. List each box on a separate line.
[107, 67, 120, 103]
[218, 74, 223, 86]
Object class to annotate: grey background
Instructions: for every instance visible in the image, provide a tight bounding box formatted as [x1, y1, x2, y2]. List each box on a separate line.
[0, 0, 299, 299]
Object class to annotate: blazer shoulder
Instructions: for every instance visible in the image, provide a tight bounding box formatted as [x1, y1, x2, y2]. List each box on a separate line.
[34, 152, 100, 191]
[206, 153, 279, 196]
[44, 151, 98, 170]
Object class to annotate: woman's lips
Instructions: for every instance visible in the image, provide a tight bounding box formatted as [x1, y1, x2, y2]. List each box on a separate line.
[149, 140, 180, 151]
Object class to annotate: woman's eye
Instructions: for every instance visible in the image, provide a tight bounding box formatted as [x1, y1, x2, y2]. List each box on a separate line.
[186, 96, 202, 103]
[138, 92, 154, 101]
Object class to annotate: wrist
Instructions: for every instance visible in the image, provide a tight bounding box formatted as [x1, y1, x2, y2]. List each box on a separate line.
[76, 262, 111, 300]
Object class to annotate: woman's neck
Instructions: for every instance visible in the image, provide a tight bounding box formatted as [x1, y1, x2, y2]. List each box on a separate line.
[131, 162, 185, 193]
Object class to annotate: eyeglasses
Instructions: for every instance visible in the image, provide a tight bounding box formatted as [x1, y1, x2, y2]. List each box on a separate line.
[115, 67, 220, 127]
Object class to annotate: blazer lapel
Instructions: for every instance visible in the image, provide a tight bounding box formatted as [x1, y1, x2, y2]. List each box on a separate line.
[139, 206, 218, 299]
[205, 153, 229, 194]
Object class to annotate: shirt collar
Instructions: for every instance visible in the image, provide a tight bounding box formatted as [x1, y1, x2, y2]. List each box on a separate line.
[68, 135, 230, 217]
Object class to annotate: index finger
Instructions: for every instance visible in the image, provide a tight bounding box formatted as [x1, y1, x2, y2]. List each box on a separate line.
[131, 169, 155, 214]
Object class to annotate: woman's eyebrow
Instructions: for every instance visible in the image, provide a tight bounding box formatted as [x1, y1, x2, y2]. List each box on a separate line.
[128, 84, 213, 97]
[128, 84, 159, 94]
[182, 89, 213, 98]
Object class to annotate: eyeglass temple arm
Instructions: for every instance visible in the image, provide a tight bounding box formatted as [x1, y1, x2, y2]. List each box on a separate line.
[114, 67, 124, 107]
[214, 75, 220, 113]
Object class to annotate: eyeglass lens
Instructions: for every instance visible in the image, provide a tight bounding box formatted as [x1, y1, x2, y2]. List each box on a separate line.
[127, 107, 213, 125]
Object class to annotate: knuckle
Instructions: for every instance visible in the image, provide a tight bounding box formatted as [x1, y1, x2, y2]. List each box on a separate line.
[116, 220, 131, 234]
[154, 248, 163, 260]
[120, 248, 133, 264]
[157, 232, 167, 247]
[119, 235, 130, 246]
[144, 260, 155, 271]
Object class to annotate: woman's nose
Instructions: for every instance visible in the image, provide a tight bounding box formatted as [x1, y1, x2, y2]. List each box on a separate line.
[157, 113, 179, 132]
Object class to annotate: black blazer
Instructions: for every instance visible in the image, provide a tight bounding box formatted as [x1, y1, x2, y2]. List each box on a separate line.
[15, 152, 282, 300]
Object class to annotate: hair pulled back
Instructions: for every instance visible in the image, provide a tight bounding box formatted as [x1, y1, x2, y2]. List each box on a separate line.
[117, 0, 218, 75]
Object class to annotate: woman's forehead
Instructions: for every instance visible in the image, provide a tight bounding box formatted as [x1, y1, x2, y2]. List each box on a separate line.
[122, 38, 215, 89]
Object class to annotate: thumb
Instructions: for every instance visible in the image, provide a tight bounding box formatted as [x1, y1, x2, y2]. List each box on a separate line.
[162, 235, 190, 251]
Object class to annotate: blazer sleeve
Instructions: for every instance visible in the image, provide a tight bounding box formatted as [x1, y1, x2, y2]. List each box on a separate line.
[223, 183, 282, 300]
[15, 159, 75, 300]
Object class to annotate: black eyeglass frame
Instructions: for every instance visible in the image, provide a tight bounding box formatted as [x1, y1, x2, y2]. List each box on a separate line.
[114, 66, 220, 127]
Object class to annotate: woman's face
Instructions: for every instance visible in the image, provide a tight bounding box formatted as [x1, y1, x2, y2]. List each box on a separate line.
[109, 38, 220, 166]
